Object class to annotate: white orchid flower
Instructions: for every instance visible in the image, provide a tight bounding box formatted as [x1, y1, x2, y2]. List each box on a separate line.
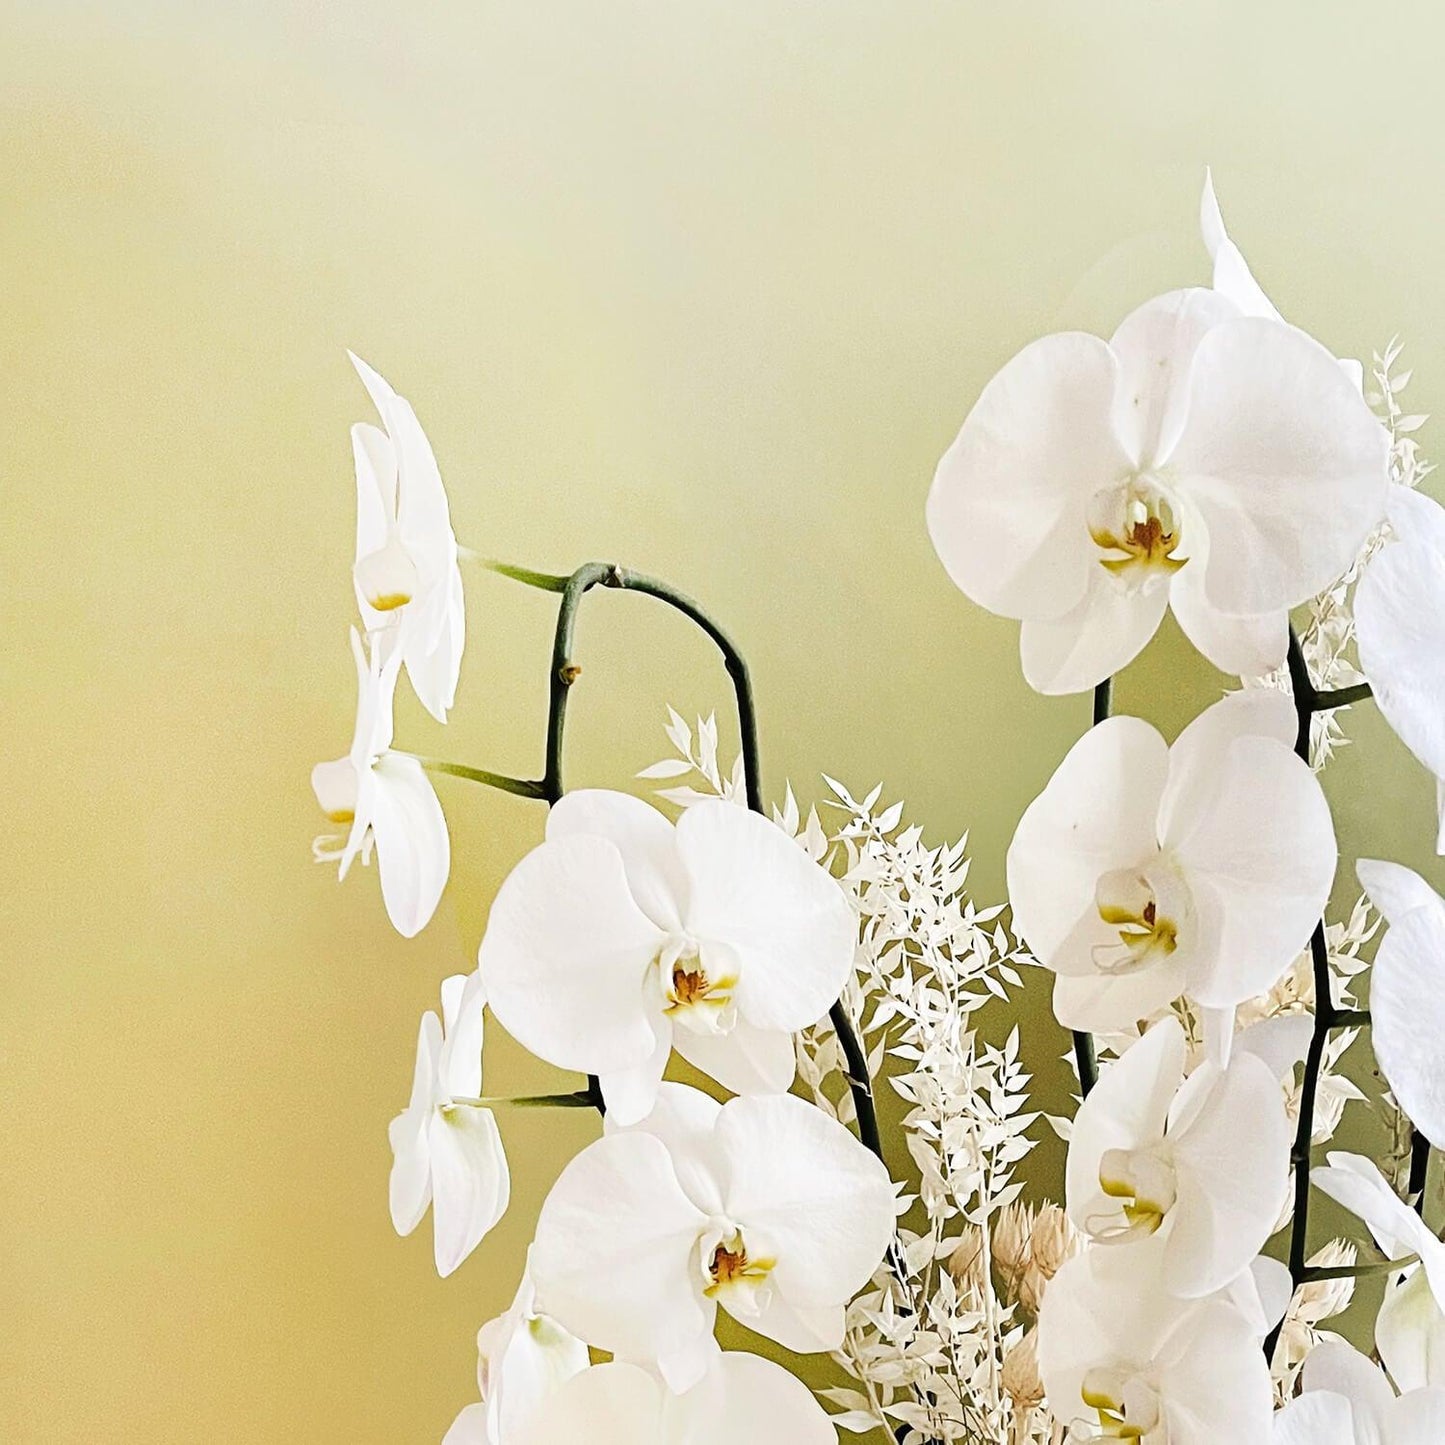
[1038, 1237, 1273, 1443]
[1066, 1016, 1289, 1297]
[443, 1267, 588, 1444]
[312, 627, 450, 937]
[514, 1355, 836, 1445]
[1007, 689, 1336, 1039]
[1274, 1341, 1445, 1445]
[1313, 1150, 1445, 1391]
[1378, 1267, 1445, 1397]
[479, 790, 856, 1124]
[528, 1084, 896, 1393]
[1200, 169, 1365, 389]
[926, 276, 1387, 693]
[1355, 859, 1445, 1147]
[1356, 486, 1445, 853]
[349, 351, 465, 723]
[389, 972, 510, 1278]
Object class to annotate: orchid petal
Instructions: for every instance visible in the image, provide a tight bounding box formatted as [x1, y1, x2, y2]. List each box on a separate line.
[1357, 858, 1443, 929]
[1378, 1266, 1445, 1394]
[1165, 318, 1388, 617]
[1357, 487, 1445, 798]
[597, 1022, 672, 1128]
[1163, 730, 1334, 1009]
[427, 1105, 509, 1277]
[1052, 964, 1184, 1034]
[1007, 716, 1170, 971]
[387, 1011, 440, 1236]
[667, 1352, 838, 1444]
[672, 1017, 797, 1099]
[1369, 900, 1445, 1147]
[1168, 562, 1289, 677]
[1272, 1390, 1354, 1445]
[1302, 1341, 1396, 1429]
[529, 1131, 713, 1382]
[1066, 1016, 1184, 1235]
[514, 1362, 663, 1445]
[715, 1093, 895, 1317]
[677, 801, 855, 1035]
[1199, 171, 1282, 323]
[1166, 1053, 1290, 1297]
[927, 332, 1130, 621]
[369, 752, 450, 938]
[1108, 288, 1239, 468]
[547, 789, 689, 932]
[480, 834, 667, 1076]
[1019, 572, 1169, 694]
[440, 1403, 490, 1445]
[1388, 1388, 1445, 1445]
[438, 970, 486, 1102]
[1313, 1153, 1445, 1306]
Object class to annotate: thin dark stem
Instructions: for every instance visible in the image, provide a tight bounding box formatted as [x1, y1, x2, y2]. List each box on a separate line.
[1410, 1127, 1433, 1214]
[1315, 680, 1374, 711]
[1071, 678, 1112, 1100]
[1267, 631, 1423, 1360]
[1332, 1009, 1372, 1029]
[1267, 630, 1334, 1361]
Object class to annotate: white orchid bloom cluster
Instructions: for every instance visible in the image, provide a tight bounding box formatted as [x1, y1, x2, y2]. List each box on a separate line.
[312, 169, 1445, 1445]
[312, 354, 462, 937]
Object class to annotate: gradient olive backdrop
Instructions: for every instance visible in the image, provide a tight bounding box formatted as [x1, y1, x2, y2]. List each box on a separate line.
[6, 2, 1445, 1439]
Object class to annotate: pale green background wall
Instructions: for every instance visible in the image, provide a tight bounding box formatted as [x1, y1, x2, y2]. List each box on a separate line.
[4, 3, 1443, 1439]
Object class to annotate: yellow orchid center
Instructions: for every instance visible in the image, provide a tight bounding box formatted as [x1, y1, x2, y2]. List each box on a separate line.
[1080, 1366, 1162, 1441]
[1095, 1147, 1177, 1241]
[354, 534, 420, 613]
[701, 1227, 776, 1312]
[658, 935, 737, 1035]
[1089, 483, 1186, 586]
[1093, 870, 1180, 975]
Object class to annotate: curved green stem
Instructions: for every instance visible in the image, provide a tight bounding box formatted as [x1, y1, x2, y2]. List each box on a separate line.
[534, 561, 882, 1160]
[1300, 1254, 1418, 1283]
[447, 1090, 596, 1109]
[462, 552, 572, 592]
[410, 756, 547, 800]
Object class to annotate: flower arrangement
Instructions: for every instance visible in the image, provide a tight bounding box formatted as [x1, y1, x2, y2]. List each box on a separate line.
[311, 172, 1445, 1443]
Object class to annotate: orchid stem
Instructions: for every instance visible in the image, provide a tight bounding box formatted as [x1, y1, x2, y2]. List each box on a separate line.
[448, 1090, 596, 1110]
[1071, 678, 1111, 1100]
[1265, 629, 1427, 1361]
[1299, 1254, 1419, 1283]
[531, 562, 884, 1161]
[1314, 680, 1374, 711]
[411, 757, 547, 800]
[471, 555, 572, 593]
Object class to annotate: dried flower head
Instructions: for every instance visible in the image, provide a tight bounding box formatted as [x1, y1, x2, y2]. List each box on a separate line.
[1002, 1326, 1044, 1411]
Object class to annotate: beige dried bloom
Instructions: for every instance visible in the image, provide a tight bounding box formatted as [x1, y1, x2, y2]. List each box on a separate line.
[992, 1202, 1035, 1303]
[947, 1226, 985, 1293]
[1027, 1203, 1077, 1281]
[1002, 1326, 1044, 1410]
[1018, 1204, 1079, 1315]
